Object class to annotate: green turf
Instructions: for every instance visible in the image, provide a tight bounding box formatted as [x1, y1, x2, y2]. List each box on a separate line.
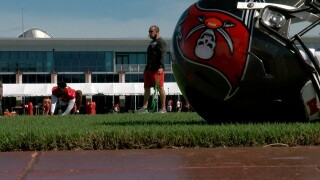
[0, 113, 319, 151]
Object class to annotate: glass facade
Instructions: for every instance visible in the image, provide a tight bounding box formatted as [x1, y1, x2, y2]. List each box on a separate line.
[0, 51, 114, 73]
[53, 51, 113, 72]
[0, 51, 173, 83]
[0, 51, 48, 72]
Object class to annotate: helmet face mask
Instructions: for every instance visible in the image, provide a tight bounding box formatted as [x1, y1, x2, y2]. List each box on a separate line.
[259, 2, 320, 119]
[171, 0, 320, 123]
[305, 0, 320, 7]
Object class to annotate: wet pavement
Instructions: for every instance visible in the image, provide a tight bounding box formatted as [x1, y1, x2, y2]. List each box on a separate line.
[0, 147, 319, 180]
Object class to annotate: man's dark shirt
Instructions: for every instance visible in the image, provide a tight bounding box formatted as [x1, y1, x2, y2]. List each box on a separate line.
[146, 37, 167, 71]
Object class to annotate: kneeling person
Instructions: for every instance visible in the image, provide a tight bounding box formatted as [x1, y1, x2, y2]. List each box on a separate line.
[50, 82, 82, 115]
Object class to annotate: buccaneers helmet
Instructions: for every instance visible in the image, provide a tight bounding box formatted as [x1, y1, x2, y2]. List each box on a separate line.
[171, 0, 320, 122]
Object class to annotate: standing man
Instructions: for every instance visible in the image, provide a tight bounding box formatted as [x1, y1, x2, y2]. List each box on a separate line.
[136, 25, 167, 113]
[50, 81, 82, 115]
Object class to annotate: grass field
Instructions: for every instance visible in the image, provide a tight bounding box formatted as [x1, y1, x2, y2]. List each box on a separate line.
[0, 112, 319, 152]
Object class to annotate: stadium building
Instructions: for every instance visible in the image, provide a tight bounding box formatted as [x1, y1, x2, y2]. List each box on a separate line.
[0, 28, 182, 114]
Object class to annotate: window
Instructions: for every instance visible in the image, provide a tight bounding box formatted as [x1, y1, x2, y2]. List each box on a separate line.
[0, 75, 15, 84]
[137, 53, 147, 64]
[53, 51, 112, 72]
[165, 53, 172, 64]
[105, 52, 113, 72]
[23, 74, 51, 83]
[92, 74, 119, 83]
[116, 52, 147, 65]
[116, 54, 129, 65]
[125, 74, 140, 83]
[58, 74, 85, 83]
[165, 73, 175, 82]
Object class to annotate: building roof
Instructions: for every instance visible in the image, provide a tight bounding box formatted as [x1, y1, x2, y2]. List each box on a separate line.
[0, 37, 171, 52]
[18, 28, 53, 38]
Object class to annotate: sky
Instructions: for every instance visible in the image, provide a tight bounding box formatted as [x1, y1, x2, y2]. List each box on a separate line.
[0, 0, 318, 39]
[0, 0, 196, 38]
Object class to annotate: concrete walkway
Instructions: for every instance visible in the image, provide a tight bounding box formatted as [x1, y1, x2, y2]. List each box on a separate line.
[1, 147, 320, 180]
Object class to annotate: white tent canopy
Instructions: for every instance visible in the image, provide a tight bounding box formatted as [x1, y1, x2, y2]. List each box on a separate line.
[3, 83, 182, 97]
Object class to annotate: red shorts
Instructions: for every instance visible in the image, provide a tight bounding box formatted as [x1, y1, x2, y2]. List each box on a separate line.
[144, 69, 165, 88]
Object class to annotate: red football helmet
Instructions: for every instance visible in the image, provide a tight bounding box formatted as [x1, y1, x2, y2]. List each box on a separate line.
[171, 0, 320, 122]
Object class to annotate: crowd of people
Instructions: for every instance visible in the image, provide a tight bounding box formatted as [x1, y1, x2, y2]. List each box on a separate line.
[166, 99, 192, 113]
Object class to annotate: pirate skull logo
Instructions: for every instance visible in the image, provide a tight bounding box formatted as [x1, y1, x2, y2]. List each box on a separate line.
[195, 29, 216, 60]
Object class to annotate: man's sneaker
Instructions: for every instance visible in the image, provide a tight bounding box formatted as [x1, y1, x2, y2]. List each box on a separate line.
[157, 109, 167, 114]
[135, 108, 149, 114]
